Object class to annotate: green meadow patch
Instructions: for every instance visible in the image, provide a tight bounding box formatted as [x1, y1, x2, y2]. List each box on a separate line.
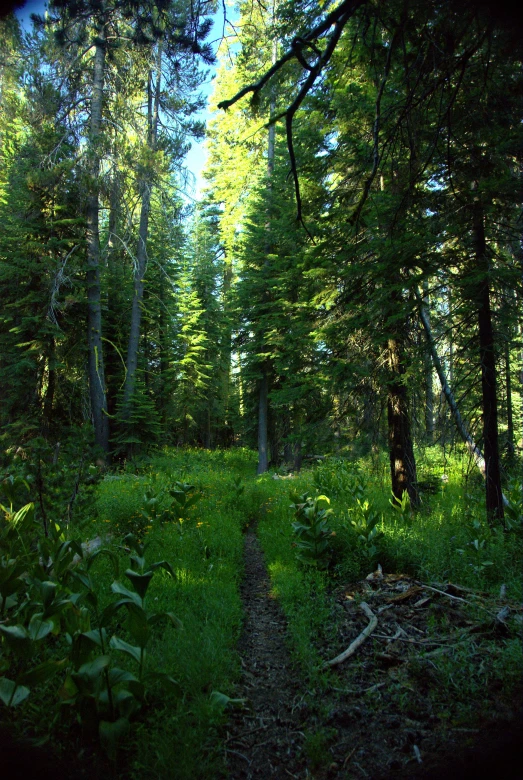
[1, 446, 521, 778]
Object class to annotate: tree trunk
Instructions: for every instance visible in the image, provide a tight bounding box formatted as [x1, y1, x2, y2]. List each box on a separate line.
[268, 400, 279, 467]
[422, 281, 434, 443]
[105, 175, 120, 419]
[159, 279, 170, 428]
[256, 44, 277, 475]
[504, 339, 515, 458]
[473, 202, 504, 522]
[282, 412, 293, 464]
[257, 371, 269, 474]
[42, 339, 55, 436]
[416, 287, 509, 508]
[122, 46, 161, 418]
[86, 30, 109, 455]
[387, 336, 419, 507]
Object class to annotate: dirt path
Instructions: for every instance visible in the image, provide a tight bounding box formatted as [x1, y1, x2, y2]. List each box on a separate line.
[224, 526, 523, 780]
[224, 525, 307, 778]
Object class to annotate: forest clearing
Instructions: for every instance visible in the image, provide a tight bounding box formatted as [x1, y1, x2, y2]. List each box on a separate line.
[1, 0, 522, 777]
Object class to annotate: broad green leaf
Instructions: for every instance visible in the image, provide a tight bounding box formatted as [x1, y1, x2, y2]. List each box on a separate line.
[110, 636, 143, 665]
[11, 503, 34, 529]
[150, 560, 176, 579]
[114, 689, 139, 719]
[0, 593, 18, 611]
[148, 611, 182, 630]
[183, 494, 201, 510]
[27, 614, 53, 641]
[100, 598, 138, 627]
[0, 677, 30, 707]
[111, 582, 142, 606]
[143, 671, 179, 692]
[107, 668, 138, 687]
[78, 654, 111, 680]
[124, 569, 153, 599]
[86, 548, 119, 577]
[129, 554, 146, 572]
[71, 570, 92, 591]
[18, 658, 66, 687]
[38, 581, 57, 610]
[0, 623, 32, 659]
[80, 628, 108, 648]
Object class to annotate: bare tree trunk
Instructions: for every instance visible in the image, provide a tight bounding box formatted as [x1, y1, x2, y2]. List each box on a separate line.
[257, 372, 269, 474]
[387, 335, 419, 507]
[159, 280, 170, 428]
[105, 175, 120, 420]
[268, 401, 280, 467]
[416, 287, 509, 509]
[283, 412, 293, 464]
[122, 45, 162, 418]
[86, 29, 109, 455]
[257, 36, 278, 475]
[42, 339, 55, 436]
[422, 281, 434, 443]
[474, 201, 504, 522]
[504, 338, 515, 458]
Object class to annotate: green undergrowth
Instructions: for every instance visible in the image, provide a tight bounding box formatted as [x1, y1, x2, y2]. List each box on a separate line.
[89, 449, 264, 778]
[2, 445, 521, 777]
[1, 448, 261, 779]
[254, 447, 522, 748]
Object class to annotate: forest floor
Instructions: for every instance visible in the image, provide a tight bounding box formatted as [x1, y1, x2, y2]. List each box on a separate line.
[225, 522, 523, 779]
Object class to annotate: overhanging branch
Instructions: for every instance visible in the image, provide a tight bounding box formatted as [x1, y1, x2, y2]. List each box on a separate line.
[217, 0, 367, 230]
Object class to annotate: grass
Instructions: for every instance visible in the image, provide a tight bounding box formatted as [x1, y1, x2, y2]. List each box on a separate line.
[2, 444, 521, 777]
[253, 446, 522, 757]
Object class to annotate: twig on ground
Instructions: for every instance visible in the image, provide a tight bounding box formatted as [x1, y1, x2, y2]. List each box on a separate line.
[325, 602, 378, 666]
[417, 583, 495, 616]
[225, 724, 266, 743]
[225, 748, 252, 765]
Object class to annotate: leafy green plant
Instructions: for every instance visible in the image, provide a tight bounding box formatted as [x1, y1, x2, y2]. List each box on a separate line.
[167, 481, 201, 530]
[347, 498, 384, 562]
[504, 476, 522, 532]
[456, 519, 494, 575]
[0, 487, 182, 757]
[313, 459, 365, 499]
[60, 533, 181, 754]
[5, 432, 101, 535]
[389, 490, 411, 520]
[289, 492, 334, 569]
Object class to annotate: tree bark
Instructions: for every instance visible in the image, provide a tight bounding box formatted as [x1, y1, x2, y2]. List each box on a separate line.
[257, 37, 278, 475]
[422, 281, 434, 443]
[504, 338, 515, 458]
[257, 371, 269, 474]
[416, 287, 509, 509]
[387, 335, 419, 507]
[42, 339, 55, 436]
[473, 201, 504, 522]
[86, 28, 109, 454]
[122, 45, 162, 419]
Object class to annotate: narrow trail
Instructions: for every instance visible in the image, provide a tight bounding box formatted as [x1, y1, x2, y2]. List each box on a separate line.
[225, 525, 308, 778]
[224, 524, 523, 780]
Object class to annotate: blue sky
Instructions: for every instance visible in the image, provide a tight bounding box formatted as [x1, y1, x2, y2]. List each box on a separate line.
[14, 0, 239, 199]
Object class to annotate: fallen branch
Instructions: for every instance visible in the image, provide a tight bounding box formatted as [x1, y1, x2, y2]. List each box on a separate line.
[325, 602, 378, 666]
[418, 583, 496, 616]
